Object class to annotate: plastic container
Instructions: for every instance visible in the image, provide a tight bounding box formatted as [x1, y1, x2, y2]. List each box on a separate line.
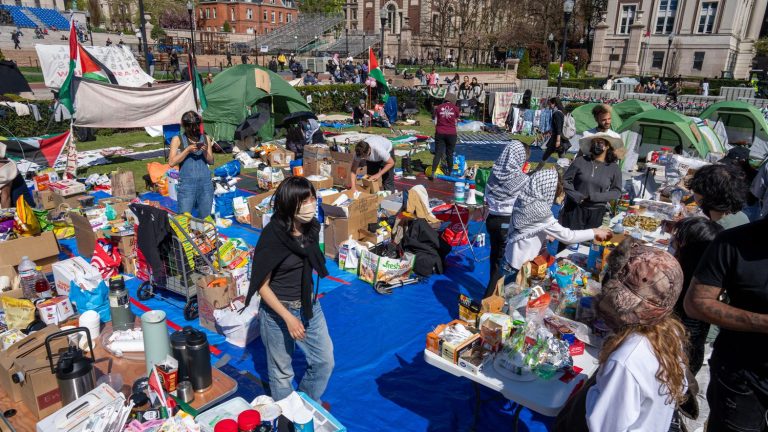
[196, 397, 253, 432]
[18, 256, 37, 299]
[34, 266, 52, 299]
[237, 409, 261, 432]
[214, 419, 239, 432]
[454, 182, 466, 203]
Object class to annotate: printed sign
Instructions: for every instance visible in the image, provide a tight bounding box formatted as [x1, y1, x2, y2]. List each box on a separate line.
[35, 44, 155, 89]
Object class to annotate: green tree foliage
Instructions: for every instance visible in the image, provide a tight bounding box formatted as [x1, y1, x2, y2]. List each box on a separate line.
[518, 49, 531, 80]
[298, 0, 344, 14]
[223, 21, 231, 33]
[755, 37, 768, 57]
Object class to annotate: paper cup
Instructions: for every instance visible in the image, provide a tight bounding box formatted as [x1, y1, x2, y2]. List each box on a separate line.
[293, 409, 314, 432]
[258, 403, 282, 431]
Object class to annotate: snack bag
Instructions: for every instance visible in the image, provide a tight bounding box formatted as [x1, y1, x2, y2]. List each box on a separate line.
[1, 297, 36, 330]
[14, 195, 41, 236]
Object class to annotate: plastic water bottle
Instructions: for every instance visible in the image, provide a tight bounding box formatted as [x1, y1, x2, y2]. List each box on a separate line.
[317, 197, 325, 254]
[18, 256, 38, 299]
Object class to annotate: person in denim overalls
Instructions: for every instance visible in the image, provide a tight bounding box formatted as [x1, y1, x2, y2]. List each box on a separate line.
[169, 111, 214, 218]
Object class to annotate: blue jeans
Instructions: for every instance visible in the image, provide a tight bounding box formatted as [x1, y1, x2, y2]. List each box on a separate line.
[259, 302, 334, 402]
[177, 176, 213, 219]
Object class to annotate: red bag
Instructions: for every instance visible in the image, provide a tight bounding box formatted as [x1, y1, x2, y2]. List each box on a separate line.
[441, 223, 469, 247]
[91, 238, 122, 279]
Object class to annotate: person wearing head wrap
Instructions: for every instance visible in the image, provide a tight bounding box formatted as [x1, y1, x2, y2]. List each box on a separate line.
[483, 141, 529, 297]
[0, 144, 34, 209]
[577, 239, 689, 431]
[500, 169, 611, 284]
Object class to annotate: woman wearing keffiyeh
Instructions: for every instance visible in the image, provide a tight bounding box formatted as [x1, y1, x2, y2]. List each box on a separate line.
[484, 141, 529, 297]
[499, 169, 612, 287]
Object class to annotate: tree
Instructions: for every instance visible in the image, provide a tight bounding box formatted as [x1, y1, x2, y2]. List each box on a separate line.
[755, 37, 768, 57]
[518, 49, 531, 78]
[222, 21, 231, 33]
[299, 0, 343, 14]
[87, 0, 102, 27]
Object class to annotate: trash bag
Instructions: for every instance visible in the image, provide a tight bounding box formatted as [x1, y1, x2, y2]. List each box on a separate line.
[214, 299, 260, 347]
[69, 278, 111, 323]
[214, 160, 242, 178]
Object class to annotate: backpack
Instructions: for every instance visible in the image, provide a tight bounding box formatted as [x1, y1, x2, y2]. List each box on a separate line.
[562, 111, 577, 139]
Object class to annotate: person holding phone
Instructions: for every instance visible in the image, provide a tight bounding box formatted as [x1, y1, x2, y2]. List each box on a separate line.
[169, 111, 214, 218]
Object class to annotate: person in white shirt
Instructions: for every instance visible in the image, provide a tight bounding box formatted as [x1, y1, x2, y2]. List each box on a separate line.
[350, 136, 395, 193]
[500, 169, 611, 284]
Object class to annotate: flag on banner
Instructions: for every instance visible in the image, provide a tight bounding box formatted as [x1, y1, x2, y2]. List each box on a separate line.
[368, 47, 389, 101]
[59, 19, 118, 114]
[188, 53, 208, 111]
[0, 131, 71, 168]
[149, 367, 170, 408]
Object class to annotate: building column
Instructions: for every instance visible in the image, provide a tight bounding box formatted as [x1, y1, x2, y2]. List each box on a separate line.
[588, 18, 609, 75]
[621, 11, 645, 75]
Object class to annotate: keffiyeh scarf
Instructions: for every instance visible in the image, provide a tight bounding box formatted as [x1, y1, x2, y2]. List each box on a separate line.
[509, 169, 559, 242]
[485, 141, 528, 214]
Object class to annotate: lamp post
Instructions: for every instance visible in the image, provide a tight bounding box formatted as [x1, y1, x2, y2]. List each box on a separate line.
[556, 0, 574, 96]
[397, 33, 401, 67]
[186, 0, 198, 107]
[137, 0, 150, 74]
[608, 46, 615, 75]
[475, 36, 480, 68]
[457, 29, 463, 71]
[379, 7, 387, 61]
[663, 33, 675, 79]
[548, 33, 554, 62]
[85, 9, 93, 46]
[187, 1, 196, 56]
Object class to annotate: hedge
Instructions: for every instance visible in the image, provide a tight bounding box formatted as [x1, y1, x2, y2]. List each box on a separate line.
[0, 99, 68, 137]
[296, 84, 430, 113]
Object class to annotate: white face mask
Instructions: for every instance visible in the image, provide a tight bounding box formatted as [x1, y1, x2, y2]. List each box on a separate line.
[295, 201, 316, 224]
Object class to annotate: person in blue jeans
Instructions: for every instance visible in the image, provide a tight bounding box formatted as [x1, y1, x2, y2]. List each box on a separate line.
[245, 177, 333, 402]
[169, 111, 214, 218]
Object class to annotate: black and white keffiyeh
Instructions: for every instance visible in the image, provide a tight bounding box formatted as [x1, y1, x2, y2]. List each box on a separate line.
[485, 141, 528, 215]
[509, 169, 559, 242]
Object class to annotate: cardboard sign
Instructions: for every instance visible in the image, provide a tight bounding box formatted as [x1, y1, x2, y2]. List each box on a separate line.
[69, 211, 102, 259]
[330, 151, 365, 187]
[110, 170, 136, 199]
[247, 190, 276, 229]
[358, 249, 414, 285]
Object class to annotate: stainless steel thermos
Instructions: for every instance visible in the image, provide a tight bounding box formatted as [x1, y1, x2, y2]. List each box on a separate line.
[184, 328, 212, 392]
[109, 276, 135, 331]
[45, 327, 96, 405]
[170, 327, 192, 382]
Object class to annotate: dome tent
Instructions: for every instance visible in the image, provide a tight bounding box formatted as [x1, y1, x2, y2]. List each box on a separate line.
[203, 65, 312, 142]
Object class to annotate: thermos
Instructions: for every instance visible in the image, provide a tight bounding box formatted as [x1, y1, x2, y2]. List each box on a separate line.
[185, 328, 212, 392]
[171, 327, 193, 382]
[46, 327, 96, 405]
[109, 276, 135, 331]
[141, 310, 171, 374]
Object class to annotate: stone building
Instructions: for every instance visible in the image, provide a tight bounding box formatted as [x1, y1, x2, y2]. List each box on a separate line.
[589, 0, 768, 79]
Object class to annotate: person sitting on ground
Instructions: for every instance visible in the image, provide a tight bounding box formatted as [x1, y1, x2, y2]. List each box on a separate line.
[633, 81, 644, 93]
[350, 136, 396, 193]
[352, 99, 367, 125]
[499, 169, 612, 285]
[384, 56, 395, 69]
[303, 70, 318, 85]
[687, 164, 750, 229]
[284, 124, 307, 159]
[668, 217, 723, 374]
[556, 239, 688, 431]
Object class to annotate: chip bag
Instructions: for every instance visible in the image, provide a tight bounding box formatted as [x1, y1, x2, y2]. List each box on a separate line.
[1, 296, 36, 330]
[14, 195, 41, 237]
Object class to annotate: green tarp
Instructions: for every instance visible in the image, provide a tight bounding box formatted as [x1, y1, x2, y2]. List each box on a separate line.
[203, 65, 312, 142]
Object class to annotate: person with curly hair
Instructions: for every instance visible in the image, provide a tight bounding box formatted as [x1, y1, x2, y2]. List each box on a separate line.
[555, 239, 689, 431]
[686, 163, 750, 229]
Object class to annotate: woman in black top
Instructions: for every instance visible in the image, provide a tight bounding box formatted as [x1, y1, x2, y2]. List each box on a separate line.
[540, 97, 571, 163]
[284, 125, 307, 159]
[560, 132, 623, 230]
[246, 177, 333, 402]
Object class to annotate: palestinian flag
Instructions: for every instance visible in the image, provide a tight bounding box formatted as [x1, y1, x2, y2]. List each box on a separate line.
[59, 22, 118, 113]
[368, 47, 389, 101]
[188, 53, 208, 110]
[0, 131, 71, 168]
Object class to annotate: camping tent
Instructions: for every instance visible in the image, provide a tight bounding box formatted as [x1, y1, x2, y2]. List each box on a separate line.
[617, 109, 714, 158]
[571, 103, 624, 133]
[612, 100, 656, 122]
[698, 100, 768, 160]
[0, 60, 32, 95]
[203, 65, 312, 142]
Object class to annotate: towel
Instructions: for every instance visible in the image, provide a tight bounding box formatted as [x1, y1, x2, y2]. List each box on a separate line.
[407, 185, 439, 223]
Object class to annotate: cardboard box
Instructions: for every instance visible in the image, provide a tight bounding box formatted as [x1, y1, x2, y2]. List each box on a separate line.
[426, 319, 469, 355]
[0, 231, 60, 273]
[320, 191, 379, 219]
[109, 170, 136, 200]
[0, 325, 65, 403]
[267, 147, 295, 168]
[324, 215, 378, 259]
[122, 255, 136, 276]
[34, 190, 56, 210]
[109, 232, 135, 257]
[306, 175, 333, 191]
[196, 274, 234, 332]
[358, 176, 382, 194]
[304, 145, 331, 160]
[304, 158, 333, 177]
[458, 294, 481, 327]
[35, 383, 122, 432]
[51, 256, 103, 296]
[17, 355, 62, 419]
[36, 296, 75, 325]
[48, 179, 85, 197]
[442, 333, 481, 364]
[330, 151, 365, 186]
[50, 192, 87, 210]
[457, 346, 485, 374]
[0, 265, 19, 292]
[247, 190, 276, 229]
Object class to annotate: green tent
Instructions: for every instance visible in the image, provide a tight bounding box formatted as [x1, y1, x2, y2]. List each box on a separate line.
[612, 100, 656, 122]
[617, 109, 711, 157]
[571, 103, 624, 133]
[699, 101, 768, 159]
[203, 65, 312, 142]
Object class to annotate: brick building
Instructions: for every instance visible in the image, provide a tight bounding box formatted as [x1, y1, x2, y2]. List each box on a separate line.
[196, 0, 297, 35]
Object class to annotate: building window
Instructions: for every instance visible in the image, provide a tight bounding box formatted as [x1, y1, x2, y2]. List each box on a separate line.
[387, 4, 396, 33]
[652, 51, 664, 69]
[619, 5, 636, 34]
[199, 9, 203, 19]
[352, 9, 356, 20]
[271, 11, 276, 23]
[247, 8, 252, 19]
[213, 8, 216, 18]
[287, 14, 292, 23]
[698, 2, 718, 33]
[693, 51, 705, 70]
[655, 0, 677, 34]
[231, 8, 235, 21]
[264, 11, 268, 20]
[205, 8, 210, 18]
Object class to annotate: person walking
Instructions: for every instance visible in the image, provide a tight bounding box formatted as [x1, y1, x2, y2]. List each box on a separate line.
[226, 51, 233, 67]
[268, 56, 278, 72]
[278, 52, 286, 71]
[559, 133, 623, 232]
[11, 30, 20, 49]
[555, 239, 689, 432]
[685, 217, 768, 432]
[168, 111, 214, 218]
[241, 53, 248, 65]
[483, 141, 529, 297]
[246, 176, 333, 402]
[429, 93, 460, 180]
[539, 97, 571, 164]
[146, 47, 155, 78]
[169, 49, 180, 77]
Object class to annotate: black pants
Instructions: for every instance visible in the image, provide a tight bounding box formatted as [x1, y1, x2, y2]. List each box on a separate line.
[540, 136, 570, 163]
[484, 214, 509, 298]
[366, 150, 396, 192]
[707, 353, 768, 432]
[432, 133, 457, 176]
[560, 202, 606, 230]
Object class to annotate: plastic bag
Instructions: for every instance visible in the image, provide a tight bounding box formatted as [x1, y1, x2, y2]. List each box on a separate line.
[213, 299, 260, 347]
[14, 195, 41, 237]
[34, 209, 53, 232]
[68, 278, 111, 323]
[91, 238, 122, 279]
[0, 296, 36, 330]
[214, 160, 242, 178]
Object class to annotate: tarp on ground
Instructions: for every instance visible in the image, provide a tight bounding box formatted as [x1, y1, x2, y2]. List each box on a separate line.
[203, 64, 312, 142]
[0, 60, 32, 94]
[617, 109, 711, 158]
[73, 79, 196, 128]
[699, 100, 768, 160]
[35, 44, 154, 89]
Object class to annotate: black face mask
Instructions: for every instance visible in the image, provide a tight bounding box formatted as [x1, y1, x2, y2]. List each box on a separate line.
[590, 141, 606, 156]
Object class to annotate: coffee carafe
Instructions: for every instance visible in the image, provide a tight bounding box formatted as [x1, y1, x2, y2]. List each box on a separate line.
[45, 327, 96, 405]
[185, 328, 212, 392]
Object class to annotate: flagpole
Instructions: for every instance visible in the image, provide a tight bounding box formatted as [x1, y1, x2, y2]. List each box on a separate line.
[137, 0, 151, 75]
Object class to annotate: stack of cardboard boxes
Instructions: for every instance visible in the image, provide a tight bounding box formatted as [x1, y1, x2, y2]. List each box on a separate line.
[321, 191, 380, 259]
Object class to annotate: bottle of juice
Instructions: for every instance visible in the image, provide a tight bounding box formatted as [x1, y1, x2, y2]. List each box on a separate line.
[34, 267, 52, 299]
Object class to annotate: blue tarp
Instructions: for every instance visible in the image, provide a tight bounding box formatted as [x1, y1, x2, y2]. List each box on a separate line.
[64, 191, 556, 431]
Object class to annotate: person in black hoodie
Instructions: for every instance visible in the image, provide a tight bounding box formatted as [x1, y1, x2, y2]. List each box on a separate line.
[560, 132, 623, 231]
[246, 177, 333, 402]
